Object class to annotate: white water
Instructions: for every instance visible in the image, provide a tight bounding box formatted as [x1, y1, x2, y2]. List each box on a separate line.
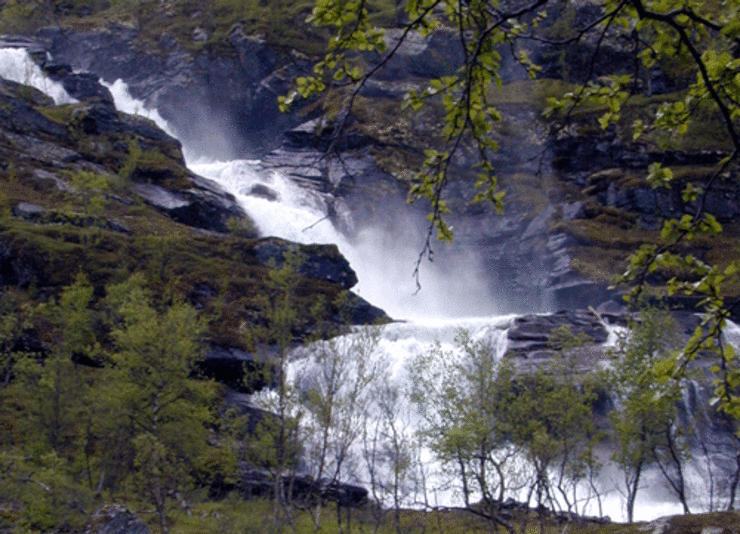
[5, 47, 738, 523]
[187, 158, 501, 320]
[0, 47, 76, 104]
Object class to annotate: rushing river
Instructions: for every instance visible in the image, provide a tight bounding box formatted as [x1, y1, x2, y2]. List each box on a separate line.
[2, 46, 735, 522]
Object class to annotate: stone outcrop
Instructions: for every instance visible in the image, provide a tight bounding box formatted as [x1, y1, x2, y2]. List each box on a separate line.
[83, 504, 150, 534]
[238, 466, 368, 508]
[34, 25, 309, 159]
[0, 73, 248, 235]
[253, 238, 358, 290]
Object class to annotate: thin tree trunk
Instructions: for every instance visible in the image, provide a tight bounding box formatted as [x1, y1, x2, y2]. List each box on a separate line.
[626, 460, 643, 523]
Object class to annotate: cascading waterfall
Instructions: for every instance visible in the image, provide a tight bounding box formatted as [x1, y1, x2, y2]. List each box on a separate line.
[0, 47, 76, 104]
[5, 46, 740, 522]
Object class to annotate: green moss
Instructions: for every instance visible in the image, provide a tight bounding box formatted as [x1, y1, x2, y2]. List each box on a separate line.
[34, 104, 77, 125]
[133, 148, 188, 188]
[489, 79, 576, 108]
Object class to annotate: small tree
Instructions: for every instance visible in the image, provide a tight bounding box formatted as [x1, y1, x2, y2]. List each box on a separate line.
[239, 247, 306, 533]
[362, 366, 417, 534]
[497, 327, 601, 533]
[67, 170, 111, 254]
[294, 325, 382, 534]
[104, 274, 218, 533]
[606, 305, 688, 522]
[0, 275, 99, 531]
[410, 330, 522, 534]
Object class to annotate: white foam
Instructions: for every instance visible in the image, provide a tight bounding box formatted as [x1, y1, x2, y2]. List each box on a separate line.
[0, 47, 76, 104]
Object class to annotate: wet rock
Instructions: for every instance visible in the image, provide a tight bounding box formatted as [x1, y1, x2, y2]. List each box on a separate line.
[83, 504, 150, 534]
[506, 309, 609, 356]
[335, 294, 389, 325]
[38, 24, 305, 158]
[13, 202, 46, 221]
[132, 181, 246, 234]
[133, 183, 190, 210]
[44, 66, 115, 105]
[247, 183, 279, 201]
[253, 238, 358, 290]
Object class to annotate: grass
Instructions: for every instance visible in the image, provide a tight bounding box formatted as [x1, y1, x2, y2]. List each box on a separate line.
[0, 0, 402, 58]
[137, 492, 740, 534]
[0, 88, 348, 348]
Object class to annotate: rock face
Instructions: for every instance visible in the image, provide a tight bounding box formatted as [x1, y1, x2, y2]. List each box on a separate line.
[3, 0, 732, 315]
[239, 466, 368, 508]
[0, 74, 247, 236]
[253, 238, 358, 289]
[83, 504, 150, 534]
[35, 25, 308, 159]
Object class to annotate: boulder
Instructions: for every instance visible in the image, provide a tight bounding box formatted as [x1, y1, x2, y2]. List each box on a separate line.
[336, 293, 388, 325]
[0, 79, 67, 137]
[71, 102, 121, 134]
[133, 182, 247, 234]
[43, 65, 115, 105]
[238, 466, 368, 508]
[253, 238, 358, 290]
[247, 183, 279, 201]
[506, 309, 609, 357]
[12, 202, 46, 221]
[83, 504, 150, 534]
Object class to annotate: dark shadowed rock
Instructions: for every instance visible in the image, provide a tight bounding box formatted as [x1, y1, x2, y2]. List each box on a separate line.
[0, 242, 35, 288]
[83, 504, 150, 534]
[43, 66, 115, 105]
[335, 293, 389, 325]
[198, 345, 268, 393]
[247, 183, 279, 201]
[132, 181, 247, 234]
[0, 79, 67, 137]
[507, 309, 609, 356]
[253, 238, 358, 290]
[71, 102, 121, 134]
[238, 465, 368, 508]
[12, 202, 46, 221]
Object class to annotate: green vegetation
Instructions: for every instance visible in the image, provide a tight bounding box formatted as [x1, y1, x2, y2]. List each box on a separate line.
[5, 0, 740, 532]
[280, 0, 740, 464]
[0, 0, 402, 55]
[605, 306, 688, 522]
[409, 329, 602, 534]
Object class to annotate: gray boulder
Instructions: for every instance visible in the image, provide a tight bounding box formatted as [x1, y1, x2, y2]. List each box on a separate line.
[253, 238, 358, 290]
[83, 504, 150, 534]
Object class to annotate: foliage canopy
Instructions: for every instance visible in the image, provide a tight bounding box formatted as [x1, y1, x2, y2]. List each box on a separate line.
[283, 0, 740, 427]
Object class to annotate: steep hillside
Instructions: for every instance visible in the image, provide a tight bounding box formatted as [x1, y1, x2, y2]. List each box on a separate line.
[0, 69, 386, 350]
[6, 1, 736, 311]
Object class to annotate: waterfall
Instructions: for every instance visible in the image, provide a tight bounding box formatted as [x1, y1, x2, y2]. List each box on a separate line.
[5, 46, 740, 523]
[0, 47, 75, 104]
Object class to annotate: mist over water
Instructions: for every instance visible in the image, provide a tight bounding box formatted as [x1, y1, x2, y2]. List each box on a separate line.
[189, 158, 501, 320]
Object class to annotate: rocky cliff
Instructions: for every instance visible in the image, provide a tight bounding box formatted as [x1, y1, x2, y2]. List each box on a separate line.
[17, 9, 737, 314]
[0, 46, 387, 389]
